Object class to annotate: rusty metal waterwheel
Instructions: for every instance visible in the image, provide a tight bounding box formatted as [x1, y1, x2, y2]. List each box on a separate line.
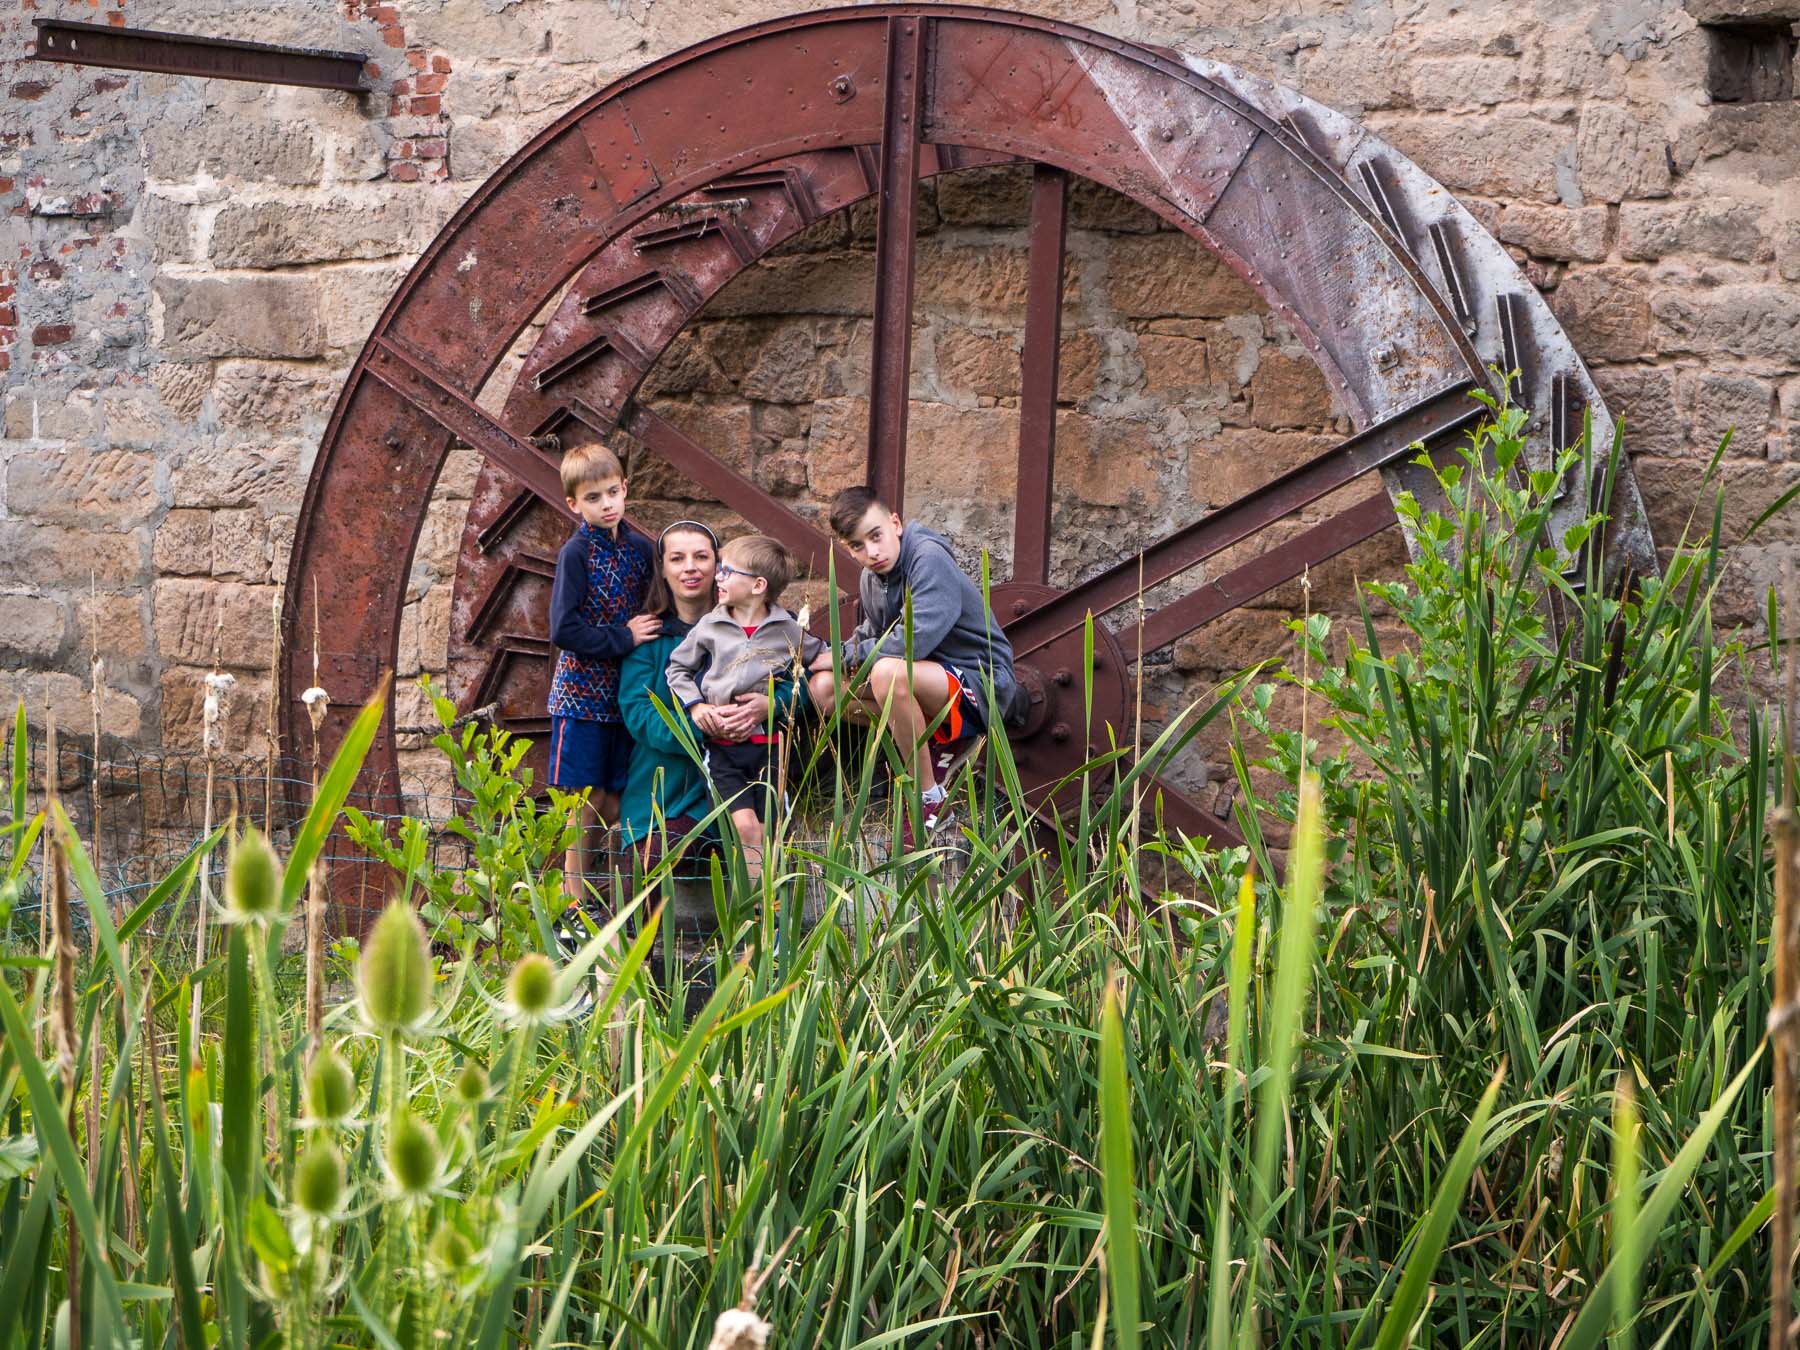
[285, 5, 1653, 911]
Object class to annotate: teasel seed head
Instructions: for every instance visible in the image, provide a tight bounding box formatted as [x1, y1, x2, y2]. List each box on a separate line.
[304, 1043, 358, 1124]
[506, 952, 557, 1021]
[358, 902, 433, 1034]
[223, 826, 282, 924]
[384, 1109, 441, 1198]
[293, 1141, 345, 1217]
[454, 1059, 489, 1108]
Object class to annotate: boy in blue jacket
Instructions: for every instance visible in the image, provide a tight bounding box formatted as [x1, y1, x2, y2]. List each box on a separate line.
[547, 439, 657, 896]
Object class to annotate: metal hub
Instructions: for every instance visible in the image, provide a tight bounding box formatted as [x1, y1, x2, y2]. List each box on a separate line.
[285, 5, 1653, 911]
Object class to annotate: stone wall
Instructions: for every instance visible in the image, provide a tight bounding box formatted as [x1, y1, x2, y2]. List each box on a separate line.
[2, 0, 1796, 807]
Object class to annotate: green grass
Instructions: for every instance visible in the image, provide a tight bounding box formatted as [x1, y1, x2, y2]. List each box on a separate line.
[0, 403, 1787, 1346]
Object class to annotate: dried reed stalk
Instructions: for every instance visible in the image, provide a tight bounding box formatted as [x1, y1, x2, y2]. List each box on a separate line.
[190, 619, 232, 1064]
[303, 585, 328, 1049]
[1773, 560, 1799, 1350]
[265, 585, 280, 834]
[45, 709, 83, 1345]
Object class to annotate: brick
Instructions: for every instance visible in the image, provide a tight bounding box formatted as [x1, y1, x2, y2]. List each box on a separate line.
[1618, 200, 1765, 262]
[1496, 204, 1611, 262]
[154, 508, 213, 576]
[1251, 350, 1334, 429]
[0, 594, 65, 662]
[1549, 268, 1653, 362]
[152, 578, 282, 669]
[154, 274, 323, 359]
[5, 446, 160, 527]
[1577, 106, 1672, 203]
[32, 323, 73, 346]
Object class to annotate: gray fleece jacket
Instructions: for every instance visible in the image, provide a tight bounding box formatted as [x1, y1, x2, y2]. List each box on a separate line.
[666, 603, 825, 711]
[848, 523, 1022, 725]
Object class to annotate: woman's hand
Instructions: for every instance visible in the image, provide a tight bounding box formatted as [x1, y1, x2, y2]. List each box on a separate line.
[713, 692, 771, 742]
[627, 613, 663, 645]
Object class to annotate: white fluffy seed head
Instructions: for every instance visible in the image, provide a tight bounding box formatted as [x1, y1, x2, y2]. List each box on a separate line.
[706, 1309, 771, 1350]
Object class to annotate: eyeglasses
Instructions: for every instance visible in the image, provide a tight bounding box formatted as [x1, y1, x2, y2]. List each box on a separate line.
[715, 563, 757, 581]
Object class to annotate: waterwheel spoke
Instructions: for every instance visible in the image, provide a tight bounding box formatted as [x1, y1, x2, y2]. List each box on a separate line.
[623, 402, 859, 583]
[1123, 494, 1396, 655]
[365, 336, 570, 517]
[1004, 380, 1482, 658]
[1014, 164, 1069, 586]
[866, 15, 929, 512]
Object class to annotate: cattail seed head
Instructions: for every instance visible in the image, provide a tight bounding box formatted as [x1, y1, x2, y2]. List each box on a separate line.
[385, 1110, 441, 1197]
[202, 671, 236, 756]
[224, 827, 282, 923]
[304, 1043, 358, 1123]
[358, 902, 433, 1033]
[301, 685, 329, 736]
[454, 1060, 489, 1107]
[506, 952, 557, 1020]
[294, 1141, 345, 1217]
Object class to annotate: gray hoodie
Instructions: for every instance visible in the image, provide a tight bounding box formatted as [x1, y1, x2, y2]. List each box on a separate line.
[848, 523, 1022, 726]
[666, 603, 824, 711]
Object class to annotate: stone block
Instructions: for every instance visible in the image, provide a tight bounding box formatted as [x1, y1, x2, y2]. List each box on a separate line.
[212, 508, 271, 582]
[101, 387, 173, 449]
[1060, 331, 1104, 402]
[642, 331, 732, 398]
[1107, 234, 1259, 319]
[1680, 370, 1774, 457]
[740, 324, 825, 403]
[0, 594, 66, 662]
[6, 388, 101, 442]
[1592, 366, 1685, 456]
[1137, 331, 1214, 399]
[1172, 605, 1301, 674]
[207, 193, 453, 268]
[1780, 219, 1800, 282]
[1365, 113, 1567, 202]
[1409, 55, 1521, 110]
[171, 440, 306, 510]
[213, 361, 339, 429]
[5, 446, 160, 527]
[154, 508, 214, 576]
[804, 396, 870, 499]
[1496, 204, 1611, 262]
[1188, 429, 1340, 508]
[137, 195, 198, 265]
[1684, 0, 1800, 22]
[267, 514, 297, 580]
[155, 274, 324, 359]
[142, 119, 325, 186]
[0, 670, 141, 741]
[159, 665, 269, 752]
[408, 498, 468, 601]
[153, 578, 282, 670]
[933, 165, 1025, 230]
[77, 591, 150, 665]
[1577, 107, 1672, 203]
[1070, 179, 1164, 233]
[317, 264, 411, 351]
[1251, 350, 1334, 429]
[448, 117, 535, 183]
[1634, 457, 1800, 547]
[914, 242, 1036, 322]
[1618, 200, 1765, 261]
[149, 362, 211, 421]
[1055, 413, 1162, 509]
[1549, 268, 1653, 362]
[935, 329, 1019, 399]
[437, 447, 483, 499]
[0, 523, 145, 589]
[1651, 285, 1800, 366]
[701, 253, 872, 319]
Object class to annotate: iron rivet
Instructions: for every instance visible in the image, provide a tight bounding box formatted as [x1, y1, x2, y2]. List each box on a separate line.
[1051, 722, 1071, 743]
[1053, 668, 1071, 686]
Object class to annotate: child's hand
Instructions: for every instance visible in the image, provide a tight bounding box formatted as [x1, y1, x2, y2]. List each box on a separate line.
[627, 613, 662, 645]
[690, 703, 724, 737]
[807, 649, 833, 673]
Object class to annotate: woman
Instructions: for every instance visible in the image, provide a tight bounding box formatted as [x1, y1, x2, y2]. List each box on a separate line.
[617, 520, 794, 855]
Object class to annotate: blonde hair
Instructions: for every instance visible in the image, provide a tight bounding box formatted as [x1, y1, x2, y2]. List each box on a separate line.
[723, 534, 796, 604]
[559, 440, 625, 498]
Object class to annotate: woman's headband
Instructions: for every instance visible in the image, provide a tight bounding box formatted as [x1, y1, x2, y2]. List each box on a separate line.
[658, 519, 719, 551]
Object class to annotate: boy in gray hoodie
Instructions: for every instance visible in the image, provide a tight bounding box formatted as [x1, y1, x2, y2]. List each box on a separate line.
[809, 485, 1024, 838]
[667, 534, 827, 875]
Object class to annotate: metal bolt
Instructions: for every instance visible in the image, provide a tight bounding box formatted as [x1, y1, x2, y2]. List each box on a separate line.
[1012, 599, 1028, 616]
[1053, 668, 1071, 687]
[1051, 722, 1071, 743]
[830, 74, 854, 102]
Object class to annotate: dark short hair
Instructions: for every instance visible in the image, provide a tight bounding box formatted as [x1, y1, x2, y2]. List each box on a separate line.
[828, 485, 892, 540]
[723, 534, 796, 604]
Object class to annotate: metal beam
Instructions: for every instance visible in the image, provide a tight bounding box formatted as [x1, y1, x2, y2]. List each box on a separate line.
[1013, 165, 1069, 586]
[31, 18, 365, 93]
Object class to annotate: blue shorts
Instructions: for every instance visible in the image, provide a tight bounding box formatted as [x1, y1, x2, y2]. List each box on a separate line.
[549, 717, 633, 793]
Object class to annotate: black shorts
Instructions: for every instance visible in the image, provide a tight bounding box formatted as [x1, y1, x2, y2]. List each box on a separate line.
[703, 739, 781, 822]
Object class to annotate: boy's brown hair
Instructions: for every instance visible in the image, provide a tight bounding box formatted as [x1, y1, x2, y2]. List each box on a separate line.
[827, 484, 892, 540]
[723, 534, 796, 604]
[559, 438, 626, 498]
